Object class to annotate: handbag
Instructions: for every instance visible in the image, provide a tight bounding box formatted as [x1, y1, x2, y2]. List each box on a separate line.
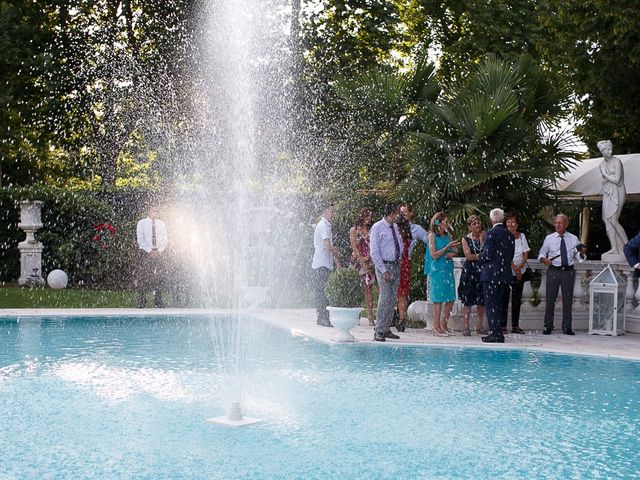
[521, 267, 534, 282]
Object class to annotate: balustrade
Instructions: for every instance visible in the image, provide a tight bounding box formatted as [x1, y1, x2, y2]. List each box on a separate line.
[446, 258, 638, 332]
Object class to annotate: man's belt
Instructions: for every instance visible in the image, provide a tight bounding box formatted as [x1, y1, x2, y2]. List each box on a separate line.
[548, 265, 574, 271]
[383, 260, 398, 265]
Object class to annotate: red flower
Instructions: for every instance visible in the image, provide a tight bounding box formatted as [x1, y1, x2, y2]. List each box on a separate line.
[94, 223, 116, 237]
[92, 223, 116, 248]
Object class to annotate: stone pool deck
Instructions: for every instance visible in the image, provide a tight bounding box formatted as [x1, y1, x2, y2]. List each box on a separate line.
[255, 309, 640, 361]
[1, 308, 639, 361]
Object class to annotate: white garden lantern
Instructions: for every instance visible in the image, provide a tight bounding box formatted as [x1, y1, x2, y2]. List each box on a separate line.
[589, 266, 626, 336]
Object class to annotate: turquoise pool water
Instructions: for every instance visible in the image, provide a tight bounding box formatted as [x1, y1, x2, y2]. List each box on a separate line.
[1, 315, 638, 479]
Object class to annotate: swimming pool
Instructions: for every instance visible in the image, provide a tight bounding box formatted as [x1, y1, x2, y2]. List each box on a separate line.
[1, 315, 638, 479]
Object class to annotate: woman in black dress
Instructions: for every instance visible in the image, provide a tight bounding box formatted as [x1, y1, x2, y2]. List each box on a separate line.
[458, 215, 487, 336]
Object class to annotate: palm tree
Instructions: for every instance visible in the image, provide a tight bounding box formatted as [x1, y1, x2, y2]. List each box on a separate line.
[397, 55, 576, 228]
[332, 56, 440, 190]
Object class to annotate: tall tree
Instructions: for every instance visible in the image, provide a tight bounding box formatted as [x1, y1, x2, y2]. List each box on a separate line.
[1, 0, 197, 188]
[541, 0, 640, 153]
[0, 1, 59, 186]
[47, 0, 196, 187]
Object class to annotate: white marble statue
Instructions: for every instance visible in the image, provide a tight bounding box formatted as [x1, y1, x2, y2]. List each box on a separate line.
[598, 140, 628, 258]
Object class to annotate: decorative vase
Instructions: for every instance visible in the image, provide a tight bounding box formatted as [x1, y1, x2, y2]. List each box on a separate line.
[326, 306, 362, 342]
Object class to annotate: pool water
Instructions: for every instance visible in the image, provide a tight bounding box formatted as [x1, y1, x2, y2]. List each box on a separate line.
[1, 315, 638, 479]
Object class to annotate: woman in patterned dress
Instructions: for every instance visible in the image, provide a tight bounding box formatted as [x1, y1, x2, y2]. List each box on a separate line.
[396, 212, 413, 332]
[349, 208, 376, 325]
[457, 215, 487, 336]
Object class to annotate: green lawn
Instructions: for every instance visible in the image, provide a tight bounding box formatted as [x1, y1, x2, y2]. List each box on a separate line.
[0, 286, 139, 308]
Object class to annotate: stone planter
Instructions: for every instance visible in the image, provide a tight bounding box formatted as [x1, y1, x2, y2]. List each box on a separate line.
[326, 306, 362, 342]
[242, 286, 269, 311]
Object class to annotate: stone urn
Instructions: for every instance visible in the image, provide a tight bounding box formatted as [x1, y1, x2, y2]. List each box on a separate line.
[325, 268, 365, 342]
[326, 306, 363, 342]
[241, 286, 269, 311]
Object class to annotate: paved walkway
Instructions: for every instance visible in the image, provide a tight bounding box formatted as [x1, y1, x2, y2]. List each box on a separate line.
[255, 309, 640, 361]
[1, 308, 639, 361]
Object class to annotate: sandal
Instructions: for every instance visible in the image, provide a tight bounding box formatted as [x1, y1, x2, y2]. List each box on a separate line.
[434, 327, 449, 337]
[369, 319, 376, 326]
[476, 327, 488, 335]
[463, 328, 471, 337]
[511, 326, 525, 334]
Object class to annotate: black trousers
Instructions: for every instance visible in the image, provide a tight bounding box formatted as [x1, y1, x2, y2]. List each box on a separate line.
[544, 268, 575, 330]
[137, 251, 166, 307]
[483, 281, 509, 336]
[313, 267, 331, 325]
[501, 276, 525, 329]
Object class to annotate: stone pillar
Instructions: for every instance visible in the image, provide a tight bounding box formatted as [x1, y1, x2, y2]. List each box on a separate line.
[522, 265, 535, 303]
[573, 269, 587, 308]
[17, 200, 45, 286]
[538, 266, 547, 304]
[625, 270, 636, 313]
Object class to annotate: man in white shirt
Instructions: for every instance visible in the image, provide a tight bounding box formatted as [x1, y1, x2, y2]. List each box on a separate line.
[136, 205, 168, 308]
[370, 203, 403, 341]
[537, 213, 586, 335]
[312, 204, 340, 326]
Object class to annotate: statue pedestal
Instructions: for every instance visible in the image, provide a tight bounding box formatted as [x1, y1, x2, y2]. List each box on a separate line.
[18, 241, 44, 286]
[17, 200, 45, 286]
[601, 253, 627, 264]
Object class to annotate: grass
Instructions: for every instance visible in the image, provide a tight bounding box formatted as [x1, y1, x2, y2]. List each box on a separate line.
[0, 286, 139, 308]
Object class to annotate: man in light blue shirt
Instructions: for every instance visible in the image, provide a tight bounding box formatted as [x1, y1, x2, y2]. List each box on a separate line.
[370, 203, 403, 341]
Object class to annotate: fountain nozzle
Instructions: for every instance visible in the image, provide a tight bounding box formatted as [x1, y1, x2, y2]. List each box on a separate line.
[206, 401, 261, 427]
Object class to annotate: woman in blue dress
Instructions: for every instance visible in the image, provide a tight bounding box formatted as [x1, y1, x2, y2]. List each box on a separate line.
[426, 211, 459, 336]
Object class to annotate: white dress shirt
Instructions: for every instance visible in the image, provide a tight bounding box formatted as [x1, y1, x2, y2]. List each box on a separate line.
[537, 231, 584, 267]
[312, 217, 334, 269]
[137, 217, 168, 254]
[369, 218, 403, 274]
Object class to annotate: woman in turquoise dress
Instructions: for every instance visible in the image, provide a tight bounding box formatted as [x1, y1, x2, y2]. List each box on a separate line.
[425, 211, 459, 336]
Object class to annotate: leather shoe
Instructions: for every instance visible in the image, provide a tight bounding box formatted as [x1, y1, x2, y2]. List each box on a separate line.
[481, 334, 505, 343]
[384, 330, 400, 339]
[563, 328, 575, 335]
[374, 332, 386, 342]
[543, 327, 553, 335]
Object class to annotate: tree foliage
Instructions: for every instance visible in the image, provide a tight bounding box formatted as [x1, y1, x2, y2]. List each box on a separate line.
[1, 0, 196, 188]
[334, 54, 577, 230]
[541, 0, 640, 153]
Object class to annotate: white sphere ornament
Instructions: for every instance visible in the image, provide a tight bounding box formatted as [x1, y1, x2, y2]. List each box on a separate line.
[47, 269, 68, 289]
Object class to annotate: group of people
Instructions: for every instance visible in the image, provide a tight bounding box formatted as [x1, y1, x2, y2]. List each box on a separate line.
[311, 203, 595, 343]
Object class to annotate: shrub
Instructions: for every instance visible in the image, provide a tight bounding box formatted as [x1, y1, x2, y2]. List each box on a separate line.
[0, 186, 152, 287]
[325, 267, 364, 307]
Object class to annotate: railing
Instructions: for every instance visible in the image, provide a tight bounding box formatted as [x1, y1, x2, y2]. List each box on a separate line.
[447, 259, 640, 332]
